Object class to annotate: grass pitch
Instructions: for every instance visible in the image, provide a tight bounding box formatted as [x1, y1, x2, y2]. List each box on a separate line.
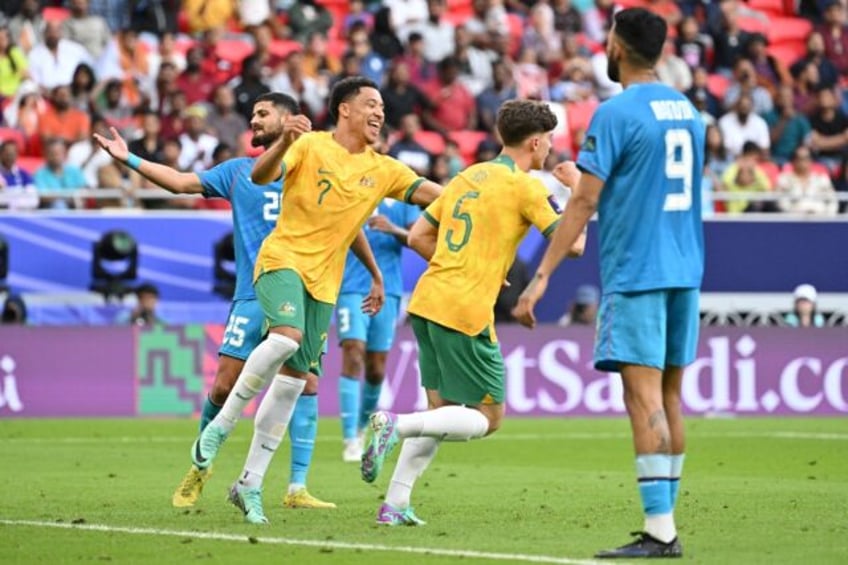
[1, 417, 846, 564]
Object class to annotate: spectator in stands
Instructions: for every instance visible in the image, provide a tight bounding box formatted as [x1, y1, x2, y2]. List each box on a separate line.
[160, 89, 188, 140]
[381, 60, 434, 131]
[348, 22, 388, 86]
[122, 282, 165, 326]
[557, 284, 599, 327]
[62, 0, 111, 59]
[464, 0, 509, 49]
[408, 0, 454, 63]
[0, 23, 28, 99]
[69, 62, 96, 111]
[395, 31, 437, 87]
[270, 51, 327, 120]
[96, 28, 150, 108]
[764, 86, 813, 166]
[818, 0, 848, 75]
[686, 67, 722, 122]
[152, 60, 180, 116]
[443, 138, 465, 176]
[494, 258, 532, 324]
[675, 15, 711, 70]
[474, 136, 500, 162]
[204, 85, 248, 145]
[522, 2, 562, 65]
[552, 0, 583, 35]
[249, 24, 284, 80]
[197, 28, 237, 86]
[371, 6, 406, 61]
[1, 294, 27, 325]
[784, 284, 824, 328]
[27, 20, 93, 90]
[809, 86, 848, 172]
[427, 153, 452, 184]
[176, 46, 218, 106]
[288, 0, 333, 44]
[39, 84, 92, 147]
[709, 0, 751, 73]
[7, 0, 43, 53]
[721, 141, 774, 214]
[454, 24, 495, 97]
[514, 46, 549, 100]
[184, 0, 233, 34]
[238, 0, 272, 30]
[583, 0, 615, 45]
[744, 34, 788, 97]
[67, 113, 116, 189]
[343, 0, 374, 34]
[388, 113, 432, 176]
[718, 92, 771, 158]
[0, 140, 38, 210]
[3, 81, 40, 151]
[386, 0, 429, 38]
[423, 55, 477, 133]
[477, 59, 517, 132]
[33, 138, 87, 209]
[88, 0, 130, 33]
[705, 124, 733, 180]
[776, 145, 838, 215]
[147, 31, 186, 81]
[177, 104, 219, 174]
[724, 58, 773, 115]
[232, 54, 271, 124]
[130, 0, 179, 37]
[791, 60, 823, 117]
[791, 31, 839, 90]
[92, 79, 135, 139]
[302, 31, 341, 86]
[330, 51, 363, 90]
[655, 39, 692, 92]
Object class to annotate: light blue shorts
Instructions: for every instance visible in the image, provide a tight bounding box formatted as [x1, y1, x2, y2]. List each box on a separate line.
[219, 299, 265, 360]
[594, 288, 700, 372]
[335, 293, 401, 352]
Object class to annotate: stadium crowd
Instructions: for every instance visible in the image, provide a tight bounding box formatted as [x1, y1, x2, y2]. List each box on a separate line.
[0, 0, 846, 214]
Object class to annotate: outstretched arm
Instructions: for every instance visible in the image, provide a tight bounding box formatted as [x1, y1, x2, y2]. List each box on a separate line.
[93, 127, 202, 193]
[351, 230, 385, 316]
[408, 180, 442, 207]
[251, 115, 312, 185]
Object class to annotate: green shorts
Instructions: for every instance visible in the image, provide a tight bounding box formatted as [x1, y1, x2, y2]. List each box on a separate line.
[255, 268, 334, 376]
[410, 314, 505, 406]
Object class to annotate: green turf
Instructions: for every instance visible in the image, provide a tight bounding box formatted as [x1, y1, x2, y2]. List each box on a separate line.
[1, 417, 846, 564]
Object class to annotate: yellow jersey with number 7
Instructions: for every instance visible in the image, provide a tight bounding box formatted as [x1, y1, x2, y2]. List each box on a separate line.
[255, 131, 424, 304]
[407, 155, 561, 338]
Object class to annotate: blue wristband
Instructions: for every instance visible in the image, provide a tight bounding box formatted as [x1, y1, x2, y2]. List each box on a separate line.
[125, 153, 142, 170]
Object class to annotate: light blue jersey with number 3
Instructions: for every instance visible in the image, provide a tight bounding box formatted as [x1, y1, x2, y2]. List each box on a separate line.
[199, 157, 282, 359]
[577, 82, 706, 293]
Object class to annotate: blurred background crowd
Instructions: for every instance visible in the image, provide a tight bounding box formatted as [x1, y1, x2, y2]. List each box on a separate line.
[0, 0, 846, 214]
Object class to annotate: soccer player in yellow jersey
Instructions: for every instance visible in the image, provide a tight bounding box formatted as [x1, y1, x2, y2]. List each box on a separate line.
[360, 99, 586, 525]
[189, 77, 442, 524]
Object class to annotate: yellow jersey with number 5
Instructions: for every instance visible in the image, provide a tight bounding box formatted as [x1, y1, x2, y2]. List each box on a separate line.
[255, 132, 424, 304]
[407, 155, 561, 338]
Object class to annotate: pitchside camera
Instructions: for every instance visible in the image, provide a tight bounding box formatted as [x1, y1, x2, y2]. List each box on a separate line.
[91, 230, 138, 300]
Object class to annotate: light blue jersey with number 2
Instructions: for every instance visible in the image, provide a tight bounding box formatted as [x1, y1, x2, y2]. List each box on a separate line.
[577, 83, 706, 293]
[199, 157, 282, 359]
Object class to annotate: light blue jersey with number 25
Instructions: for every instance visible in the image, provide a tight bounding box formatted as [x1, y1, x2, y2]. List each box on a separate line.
[577, 82, 706, 293]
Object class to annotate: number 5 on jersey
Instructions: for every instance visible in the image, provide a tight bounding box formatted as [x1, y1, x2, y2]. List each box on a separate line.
[446, 191, 479, 252]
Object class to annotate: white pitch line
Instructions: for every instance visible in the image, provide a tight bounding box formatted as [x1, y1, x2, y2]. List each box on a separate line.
[0, 519, 607, 565]
[1, 431, 847, 444]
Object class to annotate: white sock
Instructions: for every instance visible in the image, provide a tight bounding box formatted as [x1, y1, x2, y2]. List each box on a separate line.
[287, 483, 305, 495]
[385, 437, 440, 508]
[644, 513, 677, 544]
[215, 334, 299, 432]
[239, 375, 306, 488]
[396, 405, 489, 441]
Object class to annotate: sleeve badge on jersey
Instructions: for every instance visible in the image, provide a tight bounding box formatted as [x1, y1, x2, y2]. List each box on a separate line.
[582, 135, 597, 153]
[547, 194, 563, 214]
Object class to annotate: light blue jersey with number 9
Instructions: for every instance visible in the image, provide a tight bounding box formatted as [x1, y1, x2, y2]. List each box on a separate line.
[576, 83, 706, 293]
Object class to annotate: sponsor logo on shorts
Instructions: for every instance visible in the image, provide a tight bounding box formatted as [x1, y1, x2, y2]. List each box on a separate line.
[278, 302, 297, 316]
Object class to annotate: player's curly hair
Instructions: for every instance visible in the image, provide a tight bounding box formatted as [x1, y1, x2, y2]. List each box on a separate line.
[496, 100, 558, 147]
[329, 76, 380, 124]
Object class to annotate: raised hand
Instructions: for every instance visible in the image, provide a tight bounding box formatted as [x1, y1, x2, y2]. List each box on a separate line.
[553, 161, 581, 189]
[283, 115, 312, 145]
[92, 127, 130, 163]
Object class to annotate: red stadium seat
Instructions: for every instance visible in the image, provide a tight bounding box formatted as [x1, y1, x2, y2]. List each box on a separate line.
[239, 131, 264, 158]
[448, 130, 487, 163]
[215, 39, 254, 65]
[0, 128, 25, 153]
[414, 131, 447, 156]
[506, 13, 524, 57]
[269, 40, 302, 59]
[758, 161, 780, 186]
[706, 73, 731, 100]
[42, 7, 70, 22]
[746, 0, 786, 16]
[17, 156, 45, 174]
[737, 15, 770, 35]
[766, 42, 806, 69]
[767, 17, 813, 45]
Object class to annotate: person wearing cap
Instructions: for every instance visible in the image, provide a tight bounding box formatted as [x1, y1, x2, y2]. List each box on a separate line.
[557, 284, 599, 326]
[784, 284, 825, 328]
[177, 104, 219, 174]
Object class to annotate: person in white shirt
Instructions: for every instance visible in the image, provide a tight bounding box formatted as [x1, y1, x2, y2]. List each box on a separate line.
[27, 20, 93, 90]
[718, 92, 770, 158]
[776, 145, 838, 216]
[177, 105, 219, 173]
